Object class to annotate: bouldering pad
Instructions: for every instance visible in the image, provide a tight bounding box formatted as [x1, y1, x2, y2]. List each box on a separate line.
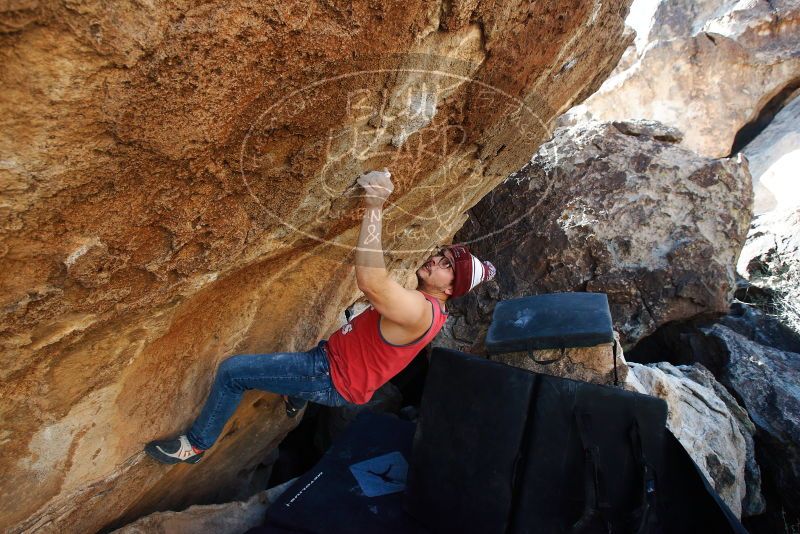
[486, 292, 614, 354]
[406, 347, 747, 534]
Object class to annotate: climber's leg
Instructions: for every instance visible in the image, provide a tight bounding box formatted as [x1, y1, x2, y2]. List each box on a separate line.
[145, 342, 348, 464]
[184, 342, 348, 451]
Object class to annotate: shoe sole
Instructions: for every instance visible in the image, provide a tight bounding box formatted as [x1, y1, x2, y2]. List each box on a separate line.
[145, 442, 203, 464]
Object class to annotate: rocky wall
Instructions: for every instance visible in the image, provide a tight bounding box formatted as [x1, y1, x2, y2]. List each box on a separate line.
[565, 0, 800, 158]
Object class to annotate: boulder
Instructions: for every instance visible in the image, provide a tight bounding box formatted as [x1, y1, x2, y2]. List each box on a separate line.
[110, 478, 297, 534]
[0, 1, 635, 531]
[736, 207, 800, 333]
[565, 0, 800, 158]
[741, 95, 800, 214]
[491, 335, 629, 387]
[708, 324, 800, 519]
[444, 119, 752, 349]
[625, 299, 800, 372]
[628, 362, 764, 518]
[720, 302, 800, 355]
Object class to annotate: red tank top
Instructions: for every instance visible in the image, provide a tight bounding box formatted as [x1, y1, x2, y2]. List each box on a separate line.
[326, 292, 448, 404]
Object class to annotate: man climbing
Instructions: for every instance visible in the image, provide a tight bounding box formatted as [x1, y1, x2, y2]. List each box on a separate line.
[145, 169, 496, 464]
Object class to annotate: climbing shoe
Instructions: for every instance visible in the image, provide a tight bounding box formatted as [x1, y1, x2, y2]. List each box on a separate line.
[145, 435, 205, 464]
[283, 395, 307, 418]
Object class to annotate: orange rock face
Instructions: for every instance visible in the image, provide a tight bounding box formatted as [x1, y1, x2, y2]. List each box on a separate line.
[0, 1, 631, 531]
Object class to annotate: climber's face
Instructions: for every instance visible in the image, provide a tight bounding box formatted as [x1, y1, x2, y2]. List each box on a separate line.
[416, 247, 455, 296]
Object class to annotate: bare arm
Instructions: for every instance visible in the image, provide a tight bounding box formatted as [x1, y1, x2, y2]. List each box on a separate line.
[355, 170, 430, 328]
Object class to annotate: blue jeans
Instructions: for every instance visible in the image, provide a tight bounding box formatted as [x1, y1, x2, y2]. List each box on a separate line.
[187, 341, 350, 450]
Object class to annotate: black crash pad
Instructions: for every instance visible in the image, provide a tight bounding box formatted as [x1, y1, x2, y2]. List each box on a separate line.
[486, 292, 614, 354]
[404, 347, 537, 533]
[255, 412, 429, 534]
[406, 347, 747, 534]
[511, 373, 668, 533]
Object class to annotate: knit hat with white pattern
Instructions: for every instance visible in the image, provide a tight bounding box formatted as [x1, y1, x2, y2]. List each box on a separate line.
[447, 244, 497, 298]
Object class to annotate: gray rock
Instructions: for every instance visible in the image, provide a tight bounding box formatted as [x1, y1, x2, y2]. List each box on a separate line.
[110, 489, 270, 534]
[566, 0, 800, 158]
[677, 364, 766, 517]
[741, 94, 800, 215]
[707, 324, 800, 518]
[736, 207, 800, 334]
[720, 302, 800, 354]
[111, 478, 298, 534]
[629, 362, 763, 517]
[448, 119, 752, 349]
[611, 120, 683, 142]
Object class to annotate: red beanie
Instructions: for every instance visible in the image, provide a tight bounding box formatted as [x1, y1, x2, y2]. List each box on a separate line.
[448, 244, 497, 298]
